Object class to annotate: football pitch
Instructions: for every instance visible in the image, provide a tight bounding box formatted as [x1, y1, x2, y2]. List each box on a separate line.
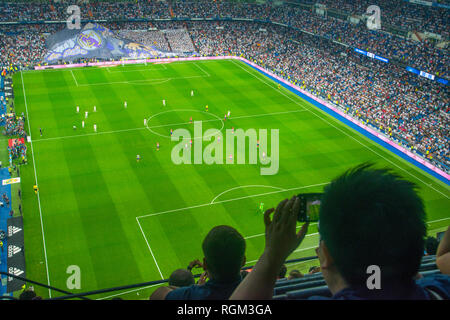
[12, 59, 450, 299]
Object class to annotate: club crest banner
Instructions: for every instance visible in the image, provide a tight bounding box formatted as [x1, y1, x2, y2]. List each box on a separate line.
[44, 23, 182, 63]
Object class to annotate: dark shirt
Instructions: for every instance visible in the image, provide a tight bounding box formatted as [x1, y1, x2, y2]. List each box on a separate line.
[165, 277, 242, 300]
[309, 274, 450, 300]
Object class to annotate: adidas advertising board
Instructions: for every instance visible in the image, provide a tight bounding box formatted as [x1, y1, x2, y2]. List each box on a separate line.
[6, 217, 26, 292]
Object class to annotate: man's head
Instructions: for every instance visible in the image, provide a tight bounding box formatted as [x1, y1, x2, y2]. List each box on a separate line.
[202, 225, 246, 282]
[316, 164, 426, 291]
[19, 289, 37, 300]
[308, 266, 320, 274]
[168, 269, 195, 287]
[288, 270, 303, 280]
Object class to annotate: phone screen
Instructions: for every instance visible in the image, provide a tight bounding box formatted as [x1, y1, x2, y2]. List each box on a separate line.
[306, 197, 321, 221]
[297, 193, 323, 222]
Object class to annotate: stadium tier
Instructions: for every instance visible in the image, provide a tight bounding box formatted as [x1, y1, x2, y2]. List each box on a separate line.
[0, 0, 448, 305]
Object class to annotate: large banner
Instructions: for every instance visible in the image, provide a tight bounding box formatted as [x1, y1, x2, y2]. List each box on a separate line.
[6, 217, 25, 293]
[44, 23, 181, 63]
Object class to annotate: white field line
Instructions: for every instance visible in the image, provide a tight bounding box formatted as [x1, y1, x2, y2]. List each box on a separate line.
[243, 216, 450, 241]
[130, 79, 172, 86]
[194, 62, 211, 77]
[231, 60, 450, 199]
[23, 60, 222, 74]
[34, 127, 146, 143]
[136, 182, 330, 220]
[168, 60, 223, 65]
[427, 217, 450, 224]
[211, 185, 286, 204]
[33, 109, 307, 143]
[70, 70, 79, 87]
[75, 74, 208, 87]
[136, 217, 164, 280]
[106, 64, 167, 73]
[96, 282, 164, 300]
[244, 224, 318, 240]
[21, 72, 52, 298]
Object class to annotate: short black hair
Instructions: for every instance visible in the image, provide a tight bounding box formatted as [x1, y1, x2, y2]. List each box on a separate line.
[19, 289, 37, 300]
[309, 266, 319, 273]
[319, 163, 426, 286]
[289, 270, 303, 278]
[168, 269, 195, 287]
[202, 225, 246, 282]
[425, 236, 439, 255]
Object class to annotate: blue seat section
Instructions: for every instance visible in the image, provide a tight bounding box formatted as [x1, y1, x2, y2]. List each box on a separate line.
[274, 273, 324, 288]
[0, 168, 12, 296]
[285, 285, 332, 300]
[274, 279, 326, 296]
[272, 256, 440, 299]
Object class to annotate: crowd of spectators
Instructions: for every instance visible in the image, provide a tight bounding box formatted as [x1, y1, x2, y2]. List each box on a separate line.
[314, 0, 450, 36]
[8, 139, 27, 163]
[0, 1, 448, 74]
[117, 29, 171, 51]
[163, 28, 196, 52]
[2, 113, 26, 137]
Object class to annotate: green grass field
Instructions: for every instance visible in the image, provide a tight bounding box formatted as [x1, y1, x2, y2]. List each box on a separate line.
[12, 59, 450, 300]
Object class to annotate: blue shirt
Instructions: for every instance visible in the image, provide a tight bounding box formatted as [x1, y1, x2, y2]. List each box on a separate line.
[309, 274, 450, 300]
[165, 278, 242, 300]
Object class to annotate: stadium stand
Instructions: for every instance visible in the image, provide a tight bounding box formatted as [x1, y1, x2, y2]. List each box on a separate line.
[116, 29, 171, 52]
[0, 0, 448, 301]
[163, 28, 196, 53]
[0, 1, 447, 172]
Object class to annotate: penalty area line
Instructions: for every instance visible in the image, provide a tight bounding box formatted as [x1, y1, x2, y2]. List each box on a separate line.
[136, 217, 164, 280]
[136, 182, 330, 220]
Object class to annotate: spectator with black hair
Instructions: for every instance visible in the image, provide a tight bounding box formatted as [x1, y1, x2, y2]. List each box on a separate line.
[168, 269, 195, 288]
[19, 288, 38, 300]
[288, 270, 303, 280]
[230, 164, 450, 300]
[309, 266, 321, 274]
[150, 225, 246, 300]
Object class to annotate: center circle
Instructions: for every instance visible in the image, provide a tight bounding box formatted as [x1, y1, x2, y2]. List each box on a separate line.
[145, 109, 225, 140]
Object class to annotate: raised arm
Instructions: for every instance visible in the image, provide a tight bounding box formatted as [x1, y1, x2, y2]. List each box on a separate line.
[230, 196, 309, 300]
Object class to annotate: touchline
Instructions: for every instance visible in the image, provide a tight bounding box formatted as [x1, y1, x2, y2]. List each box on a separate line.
[170, 121, 279, 175]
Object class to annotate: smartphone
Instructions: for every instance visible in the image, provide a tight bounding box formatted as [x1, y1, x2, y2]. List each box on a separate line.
[297, 193, 323, 222]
